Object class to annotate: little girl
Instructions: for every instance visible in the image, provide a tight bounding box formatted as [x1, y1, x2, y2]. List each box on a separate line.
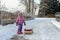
[16, 12, 26, 34]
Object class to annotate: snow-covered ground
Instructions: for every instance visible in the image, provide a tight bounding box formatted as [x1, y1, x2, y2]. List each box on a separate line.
[51, 20, 60, 28]
[0, 18, 60, 40]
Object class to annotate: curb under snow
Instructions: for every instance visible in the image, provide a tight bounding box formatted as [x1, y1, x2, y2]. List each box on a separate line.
[51, 20, 60, 29]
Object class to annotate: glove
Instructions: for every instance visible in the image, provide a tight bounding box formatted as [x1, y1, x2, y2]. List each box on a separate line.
[24, 22, 26, 25]
[16, 22, 18, 26]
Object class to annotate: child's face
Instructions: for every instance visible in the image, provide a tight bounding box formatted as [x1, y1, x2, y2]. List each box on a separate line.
[18, 13, 23, 17]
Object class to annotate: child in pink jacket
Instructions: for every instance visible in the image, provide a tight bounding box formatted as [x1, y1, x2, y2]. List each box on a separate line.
[16, 12, 26, 34]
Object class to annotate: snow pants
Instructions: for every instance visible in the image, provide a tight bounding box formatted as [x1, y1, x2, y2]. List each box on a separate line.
[17, 24, 23, 33]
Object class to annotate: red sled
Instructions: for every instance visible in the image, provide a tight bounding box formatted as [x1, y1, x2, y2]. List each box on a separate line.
[24, 28, 33, 34]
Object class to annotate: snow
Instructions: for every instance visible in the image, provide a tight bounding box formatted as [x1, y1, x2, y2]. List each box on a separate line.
[0, 18, 60, 40]
[51, 20, 60, 28]
[0, 23, 18, 40]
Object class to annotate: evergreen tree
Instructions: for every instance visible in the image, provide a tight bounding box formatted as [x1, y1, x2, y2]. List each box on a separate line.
[55, 3, 60, 12]
[38, 0, 59, 17]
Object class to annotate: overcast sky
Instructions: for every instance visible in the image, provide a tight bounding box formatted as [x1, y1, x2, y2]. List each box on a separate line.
[34, 0, 40, 4]
[34, 0, 60, 4]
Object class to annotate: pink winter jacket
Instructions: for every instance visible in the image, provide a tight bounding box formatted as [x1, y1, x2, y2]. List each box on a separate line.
[16, 16, 25, 24]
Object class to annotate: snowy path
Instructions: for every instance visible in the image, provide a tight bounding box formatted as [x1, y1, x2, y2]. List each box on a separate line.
[24, 18, 60, 40]
[0, 18, 60, 40]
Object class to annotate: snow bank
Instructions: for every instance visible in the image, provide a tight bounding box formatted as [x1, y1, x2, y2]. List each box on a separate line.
[35, 18, 55, 21]
[51, 20, 60, 28]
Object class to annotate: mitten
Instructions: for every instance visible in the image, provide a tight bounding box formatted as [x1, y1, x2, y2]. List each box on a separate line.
[16, 22, 18, 26]
[24, 22, 26, 25]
